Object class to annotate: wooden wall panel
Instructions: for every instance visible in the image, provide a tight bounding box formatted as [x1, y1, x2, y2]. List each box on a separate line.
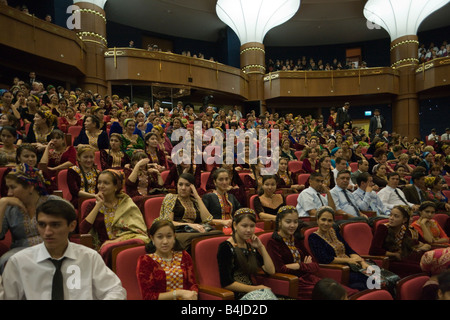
[264, 68, 399, 99]
[105, 48, 249, 99]
[0, 6, 86, 74]
[415, 57, 450, 93]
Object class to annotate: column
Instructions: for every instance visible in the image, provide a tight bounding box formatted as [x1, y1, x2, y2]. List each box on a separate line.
[364, 0, 450, 139]
[216, 0, 300, 114]
[73, 0, 108, 96]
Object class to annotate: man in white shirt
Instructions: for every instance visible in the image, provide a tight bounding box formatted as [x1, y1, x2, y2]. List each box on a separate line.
[296, 172, 335, 217]
[0, 199, 126, 300]
[441, 128, 450, 143]
[353, 172, 389, 217]
[377, 172, 420, 213]
[330, 170, 368, 219]
[428, 128, 439, 144]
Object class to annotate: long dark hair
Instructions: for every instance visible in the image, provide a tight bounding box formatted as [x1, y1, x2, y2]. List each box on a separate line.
[384, 205, 415, 258]
[257, 174, 278, 196]
[145, 220, 183, 253]
[231, 209, 261, 275]
[272, 206, 306, 241]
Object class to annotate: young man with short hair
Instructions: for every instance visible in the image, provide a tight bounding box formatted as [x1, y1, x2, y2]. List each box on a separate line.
[0, 199, 126, 300]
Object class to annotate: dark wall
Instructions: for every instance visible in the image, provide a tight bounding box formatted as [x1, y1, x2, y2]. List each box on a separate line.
[265, 37, 391, 68]
[419, 97, 450, 141]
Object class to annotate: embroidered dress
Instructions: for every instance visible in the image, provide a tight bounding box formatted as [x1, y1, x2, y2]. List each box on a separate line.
[411, 220, 449, 245]
[148, 151, 159, 164]
[70, 166, 98, 194]
[87, 131, 100, 150]
[279, 173, 291, 187]
[34, 125, 52, 144]
[283, 236, 301, 263]
[313, 229, 349, 259]
[213, 191, 232, 220]
[178, 198, 198, 222]
[108, 151, 124, 168]
[149, 251, 184, 293]
[102, 203, 119, 239]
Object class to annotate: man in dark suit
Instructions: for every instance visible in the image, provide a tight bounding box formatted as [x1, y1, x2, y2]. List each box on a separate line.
[369, 109, 385, 140]
[403, 169, 450, 212]
[336, 102, 351, 131]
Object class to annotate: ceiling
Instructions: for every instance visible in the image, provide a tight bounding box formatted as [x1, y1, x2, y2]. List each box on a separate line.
[104, 0, 450, 47]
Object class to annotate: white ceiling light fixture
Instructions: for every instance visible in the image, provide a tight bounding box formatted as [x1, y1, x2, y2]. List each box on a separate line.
[216, 0, 301, 46]
[363, 0, 450, 42]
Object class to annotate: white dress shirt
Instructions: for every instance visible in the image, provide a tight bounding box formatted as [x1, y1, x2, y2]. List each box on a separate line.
[377, 186, 415, 210]
[296, 187, 328, 217]
[0, 242, 126, 300]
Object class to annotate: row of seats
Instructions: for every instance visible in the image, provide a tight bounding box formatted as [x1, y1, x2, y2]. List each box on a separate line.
[113, 221, 440, 300]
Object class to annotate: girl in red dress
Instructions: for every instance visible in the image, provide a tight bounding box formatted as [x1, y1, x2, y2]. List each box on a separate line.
[137, 220, 198, 300]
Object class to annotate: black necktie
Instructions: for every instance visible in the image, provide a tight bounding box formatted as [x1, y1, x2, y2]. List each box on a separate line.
[317, 192, 324, 206]
[50, 258, 65, 300]
[394, 189, 409, 206]
[342, 189, 360, 216]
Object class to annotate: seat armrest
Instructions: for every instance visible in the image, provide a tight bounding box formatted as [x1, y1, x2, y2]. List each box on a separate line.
[318, 264, 350, 285]
[70, 233, 94, 248]
[198, 285, 235, 300]
[255, 271, 299, 299]
[360, 255, 390, 270]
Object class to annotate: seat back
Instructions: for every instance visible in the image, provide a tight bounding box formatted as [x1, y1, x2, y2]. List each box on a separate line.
[297, 173, 310, 186]
[143, 196, 165, 229]
[349, 162, 358, 172]
[192, 235, 229, 288]
[340, 221, 373, 255]
[396, 273, 430, 300]
[442, 189, 450, 200]
[79, 198, 96, 226]
[258, 232, 273, 247]
[285, 193, 298, 207]
[434, 214, 449, 229]
[160, 170, 170, 185]
[303, 226, 318, 256]
[249, 194, 258, 211]
[57, 169, 71, 201]
[94, 151, 101, 169]
[349, 289, 394, 300]
[372, 218, 389, 234]
[201, 172, 210, 191]
[68, 126, 82, 144]
[288, 160, 302, 174]
[294, 151, 303, 161]
[113, 245, 147, 300]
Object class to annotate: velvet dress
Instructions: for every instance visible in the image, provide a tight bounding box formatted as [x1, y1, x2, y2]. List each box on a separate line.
[137, 250, 198, 300]
[369, 223, 425, 278]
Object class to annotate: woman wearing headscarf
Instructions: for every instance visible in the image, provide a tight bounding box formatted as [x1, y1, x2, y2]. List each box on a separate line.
[0, 164, 60, 274]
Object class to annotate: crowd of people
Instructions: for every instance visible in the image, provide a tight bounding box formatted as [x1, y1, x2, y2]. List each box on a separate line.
[128, 40, 217, 63]
[266, 57, 368, 72]
[418, 41, 449, 63]
[1, 69, 450, 301]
